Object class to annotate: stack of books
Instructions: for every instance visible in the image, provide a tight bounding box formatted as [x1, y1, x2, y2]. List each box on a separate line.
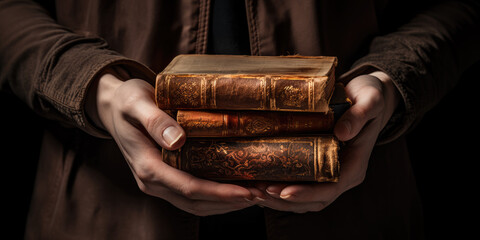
[155, 54, 350, 182]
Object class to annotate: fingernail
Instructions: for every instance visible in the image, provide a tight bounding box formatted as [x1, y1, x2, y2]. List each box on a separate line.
[163, 126, 183, 146]
[265, 186, 280, 196]
[265, 188, 278, 197]
[280, 194, 291, 199]
[255, 197, 266, 202]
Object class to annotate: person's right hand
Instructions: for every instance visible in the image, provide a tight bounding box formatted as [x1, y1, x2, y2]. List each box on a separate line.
[85, 72, 258, 216]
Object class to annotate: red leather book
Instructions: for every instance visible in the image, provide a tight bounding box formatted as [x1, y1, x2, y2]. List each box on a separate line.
[177, 110, 334, 137]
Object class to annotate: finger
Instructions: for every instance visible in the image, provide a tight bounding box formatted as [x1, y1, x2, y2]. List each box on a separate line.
[257, 194, 331, 213]
[131, 97, 186, 150]
[264, 183, 289, 199]
[117, 79, 186, 150]
[159, 188, 256, 216]
[318, 118, 380, 201]
[263, 182, 336, 203]
[115, 100, 255, 202]
[132, 150, 255, 202]
[122, 131, 256, 204]
[273, 183, 339, 203]
[123, 140, 256, 215]
[162, 169, 256, 202]
[335, 118, 381, 190]
[247, 187, 268, 200]
[334, 78, 383, 141]
[269, 120, 382, 204]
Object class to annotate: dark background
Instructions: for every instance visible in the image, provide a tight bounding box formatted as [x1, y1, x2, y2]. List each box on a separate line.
[1, 61, 478, 239]
[406, 60, 479, 239]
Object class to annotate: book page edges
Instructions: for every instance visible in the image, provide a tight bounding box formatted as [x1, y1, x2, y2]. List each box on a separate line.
[161, 54, 337, 76]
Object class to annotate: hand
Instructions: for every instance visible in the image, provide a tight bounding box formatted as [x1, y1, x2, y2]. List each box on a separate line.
[254, 71, 400, 213]
[86, 72, 258, 216]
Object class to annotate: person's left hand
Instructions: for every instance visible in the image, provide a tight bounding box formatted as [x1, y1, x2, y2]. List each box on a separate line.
[252, 71, 400, 213]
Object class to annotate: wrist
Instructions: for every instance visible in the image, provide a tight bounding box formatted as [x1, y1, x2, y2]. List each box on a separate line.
[85, 72, 123, 131]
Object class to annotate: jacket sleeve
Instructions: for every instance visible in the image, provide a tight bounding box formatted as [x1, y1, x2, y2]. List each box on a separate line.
[341, 0, 480, 144]
[0, 0, 155, 138]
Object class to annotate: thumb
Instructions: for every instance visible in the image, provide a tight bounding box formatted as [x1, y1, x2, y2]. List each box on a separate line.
[148, 109, 186, 150]
[136, 101, 186, 150]
[334, 105, 372, 142]
[334, 75, 383, 141]
[121, 79, 186, 150]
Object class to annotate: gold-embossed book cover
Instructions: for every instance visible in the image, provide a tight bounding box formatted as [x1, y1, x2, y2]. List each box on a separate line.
[162, 135, 339, 182]
[156, 54, 345, 182]
[174, 83, 350, 138]
[155, 54, 337, 113]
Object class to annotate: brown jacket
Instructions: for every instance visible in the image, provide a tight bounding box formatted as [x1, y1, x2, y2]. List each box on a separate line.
[1, 0, 479, 239]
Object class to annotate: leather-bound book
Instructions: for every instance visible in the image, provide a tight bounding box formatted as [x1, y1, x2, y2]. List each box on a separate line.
[175, 83, 350, 137]
[156, 54, 337, 113]
[162, 135, 339, 182]
[177, 110, 334, 137]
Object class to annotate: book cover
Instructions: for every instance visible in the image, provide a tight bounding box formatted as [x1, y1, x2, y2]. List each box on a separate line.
[175, 83, 351, 137]
[177, 110, 334, 137]
[162, 135, 339, 182]
[155, 54, 337, 112]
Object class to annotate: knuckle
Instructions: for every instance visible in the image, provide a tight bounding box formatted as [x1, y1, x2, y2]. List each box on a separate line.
[181, 187, 194, 199]
[120, 91, 143, 113]
[144, 112, 163, 132]
[134, 162, 157, 184]
[366, 87, 385, 109]
[179, 179, 197, 199]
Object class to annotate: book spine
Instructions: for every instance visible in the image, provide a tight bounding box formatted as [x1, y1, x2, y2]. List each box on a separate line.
[177, 110, 334, 137]
[162, 135, 339, 182]
[155, 73, 333, 112]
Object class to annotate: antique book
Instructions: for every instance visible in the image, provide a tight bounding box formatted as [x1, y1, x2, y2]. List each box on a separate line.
[177, 110, 334, 137]
[175, 83, 350, 137]
[162, 135, 339, 182]
[156, 54, 337, 112]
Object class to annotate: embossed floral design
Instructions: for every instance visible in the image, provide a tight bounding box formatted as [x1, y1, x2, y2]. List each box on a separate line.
[187, 140, 313, 181]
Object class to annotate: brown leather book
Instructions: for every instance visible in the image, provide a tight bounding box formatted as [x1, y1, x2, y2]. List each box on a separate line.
[175, 83, 350, 137]
[162, 135, 339, 182]
[177, 110, 334, 137]
[156, 54, 337, 113]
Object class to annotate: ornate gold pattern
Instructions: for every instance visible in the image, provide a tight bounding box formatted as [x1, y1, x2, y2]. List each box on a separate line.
[244, 117, 275, 135]
[279, 85, 306, 108]
[184, 139, 316, 181]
